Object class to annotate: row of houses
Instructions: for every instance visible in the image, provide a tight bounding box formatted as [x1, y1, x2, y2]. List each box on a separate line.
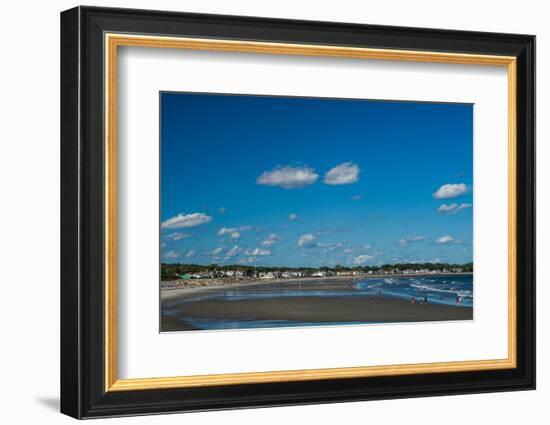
[261, 270, 362, 279]
[176, 267, 466, 280]
[178, 269, 334, 280]
[178, 269, 256, 279]
[259, 271, 307, 279]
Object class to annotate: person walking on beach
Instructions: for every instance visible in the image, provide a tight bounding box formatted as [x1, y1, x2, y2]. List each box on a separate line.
[424, 295, 428, 304]
[456, 294, 461, 304]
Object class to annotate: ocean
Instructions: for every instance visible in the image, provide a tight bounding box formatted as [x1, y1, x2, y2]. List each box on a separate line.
[354, 274, 473, 307]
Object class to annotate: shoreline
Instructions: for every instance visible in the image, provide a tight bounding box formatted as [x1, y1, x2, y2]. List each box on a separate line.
[160, 272, 472, 300]
[161, 293, 473, 332]
[160, 275, 473, 332]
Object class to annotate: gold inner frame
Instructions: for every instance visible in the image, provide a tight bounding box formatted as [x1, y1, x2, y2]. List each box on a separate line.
[104, 33, 517, 392]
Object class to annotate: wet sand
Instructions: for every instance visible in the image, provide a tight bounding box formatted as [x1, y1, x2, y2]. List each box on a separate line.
[161, 278, 473, 332]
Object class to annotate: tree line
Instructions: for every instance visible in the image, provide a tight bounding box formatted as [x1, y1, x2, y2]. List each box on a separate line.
[161, 261, 473, 281]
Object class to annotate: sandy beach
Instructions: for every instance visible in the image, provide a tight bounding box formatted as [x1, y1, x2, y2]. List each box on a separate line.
[161, 277, 473, 332]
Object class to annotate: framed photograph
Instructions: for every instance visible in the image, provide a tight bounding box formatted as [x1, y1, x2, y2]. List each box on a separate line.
[60, 6, 535, 419]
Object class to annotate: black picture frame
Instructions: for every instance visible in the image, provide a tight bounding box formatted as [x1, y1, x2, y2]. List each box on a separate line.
[61, 5, 535, 419]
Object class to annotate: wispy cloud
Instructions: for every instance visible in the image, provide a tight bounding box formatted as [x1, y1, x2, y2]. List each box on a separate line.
[161, 212, 212, 229]
[399, 235, 426, 247]
[239, 257, 256, 264]
[218, 226, 252, 237]
[163, 250, 179, 260]
[318, 242, 343, 254]
[315, 230, 331, 236]
[164, 232, 191, 241]
[245, 248, 271, 256]
[256, 165, 318, 189]
[185, 250, 195, 258]
[218, 228, 233, 236]
[298, 233, 317, 248]
[437, 203, 472, 215]
[225, 246, 241, 258]
[317, 242, 342, 249]
[212, 247, 223, 255]
[352, 254, 374, 265]
[315, 227, 353, 236]
[436, 235, 454, 244]
[433, 183, 469, 199]
[261, 233, 280, 247]
[289, 213, 298, 221]
[362, 213, 384, 220]
[324, 162, 360, 185]
[350, 194, 363, 201]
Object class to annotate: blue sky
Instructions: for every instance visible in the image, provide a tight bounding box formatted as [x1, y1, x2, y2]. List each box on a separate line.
[160, 92, 473, 267]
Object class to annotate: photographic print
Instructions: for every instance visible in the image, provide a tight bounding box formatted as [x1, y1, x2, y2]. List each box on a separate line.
[160, 92, 474, 332]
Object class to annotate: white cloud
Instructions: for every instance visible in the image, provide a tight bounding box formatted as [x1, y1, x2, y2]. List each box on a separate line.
[185, 250, 195, 258]
[399, 236, 426, 247]
[225, 246, 241, 258]
[298, 233, 317, 248]
[289, 213, 298, 221]
[218, 227, 234, 236]
[245, 248, 271, 256]
[433, 183, 469, 199]
[218, 225, 252, 236]
[261, 233, 280, 247]
[317, 242, 343, 251]
[351, 194, 363, 201]
[353, 254, 374, 265]
[436, 235, 454, 244]
[437, 203, 472, 215]
[256, 165, 318, 189]
[163, 250, 179, 260]
[324, 162, 360, 185]
[165, 232, 191, 241]
[437, 204, 457, 213]
[315, 227, 353, 236]
[230, 231, 241, 240]
[212, 247, 223, 255]
[161, 212, 212, 229]
[239, 257, 258, 264]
